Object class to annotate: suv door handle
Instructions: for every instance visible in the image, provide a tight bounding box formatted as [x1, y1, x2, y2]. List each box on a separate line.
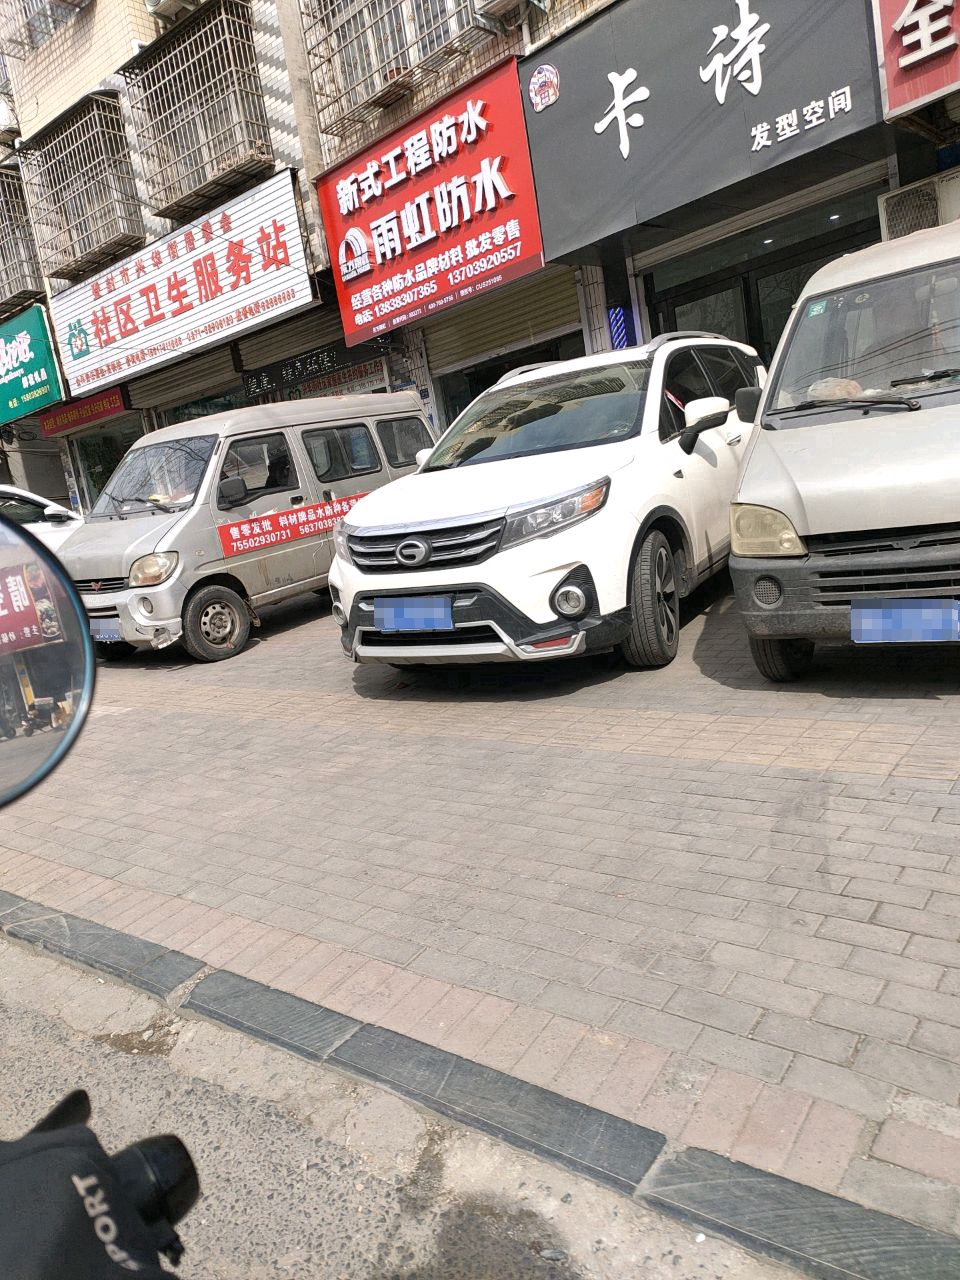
[290, 495, 304, 504]
[724, 431, 742, 446]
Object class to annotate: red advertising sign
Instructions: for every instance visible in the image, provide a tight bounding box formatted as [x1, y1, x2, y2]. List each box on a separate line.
[40, 386, 129, 437]
[872, 0, 960, 117]
[317, 60, 545, 347]
[0, 562, 62, 655]
[217, 492, 367, 558]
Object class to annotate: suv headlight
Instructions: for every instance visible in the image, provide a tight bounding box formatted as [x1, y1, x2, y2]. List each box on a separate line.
[128, 552, 179, 586]
[501, 479, 609, 551]
[731, 504, 806, 557]
[333, 521, 353, 565]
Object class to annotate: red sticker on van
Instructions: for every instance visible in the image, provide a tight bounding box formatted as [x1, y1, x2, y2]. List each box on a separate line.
[217, 492, 367, 558]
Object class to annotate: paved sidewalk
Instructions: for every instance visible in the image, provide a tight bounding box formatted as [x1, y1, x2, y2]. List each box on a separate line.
[5, 583, 960, 1236]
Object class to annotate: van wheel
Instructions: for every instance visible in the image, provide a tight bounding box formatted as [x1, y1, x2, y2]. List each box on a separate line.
[620, 530, 680, 668]
[182, 585, 250, 662]
[749, 637, 814, 682]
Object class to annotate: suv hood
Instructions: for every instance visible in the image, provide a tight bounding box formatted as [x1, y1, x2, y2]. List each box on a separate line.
[59, 511, 185, 579]
[347, 444, 635, 529]
[737, 405, 960, 535]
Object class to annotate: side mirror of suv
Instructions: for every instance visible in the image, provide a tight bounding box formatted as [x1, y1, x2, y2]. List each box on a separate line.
[678, 396, 730, 455]
[735, 385, 763, 423]
[43, 508, 76, 524]
[218, 476, 248, 508]
[415, 448, 433, 469]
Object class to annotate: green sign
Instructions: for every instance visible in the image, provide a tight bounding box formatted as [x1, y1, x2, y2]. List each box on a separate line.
[0, 305, 65, 428]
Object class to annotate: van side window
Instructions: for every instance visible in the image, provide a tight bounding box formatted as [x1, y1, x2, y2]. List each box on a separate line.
[218, 433, 297, 509]
[699, 347, 751, 402]
[376, 417, 432, 468]
[303, 424, 382, 484]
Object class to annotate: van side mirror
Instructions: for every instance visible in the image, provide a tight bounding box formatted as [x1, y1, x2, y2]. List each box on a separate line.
[415, 448, 432, 468]
[218, 476, 248, 508]
[735, 385, 763, 423]
[678, 396, 730, 454]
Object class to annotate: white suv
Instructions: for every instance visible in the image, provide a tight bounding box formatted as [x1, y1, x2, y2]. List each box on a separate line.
[330, 334, 763, 668]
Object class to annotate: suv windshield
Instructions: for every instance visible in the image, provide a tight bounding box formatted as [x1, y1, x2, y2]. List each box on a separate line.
[768, 258, 960, 415]
[425, 362, 652, 469]
[91, 435, 217, 517]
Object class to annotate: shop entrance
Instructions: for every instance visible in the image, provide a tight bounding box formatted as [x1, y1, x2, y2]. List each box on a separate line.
[644, 189, 882, 364]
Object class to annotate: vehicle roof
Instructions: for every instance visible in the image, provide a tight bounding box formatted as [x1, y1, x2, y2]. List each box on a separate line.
[0, 483, 70, 510]
[495, 333, 759, 390]
[130, 389, 424, 446]
[802, 224, 960, 296]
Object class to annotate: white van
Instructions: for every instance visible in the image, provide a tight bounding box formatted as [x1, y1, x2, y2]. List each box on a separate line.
[60, 392, 435, 661]
[329, 334, 763, 667]
[729, 224, 960, 680]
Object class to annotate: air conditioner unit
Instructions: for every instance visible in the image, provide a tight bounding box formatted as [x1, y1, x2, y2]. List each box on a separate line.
[878, 170, 960, 240]
[144, 0, 196, 20]
[474, 0, 516, 16]
[0, 97, 19, 145]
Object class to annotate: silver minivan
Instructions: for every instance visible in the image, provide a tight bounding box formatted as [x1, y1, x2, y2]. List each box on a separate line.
[61, 391, 435, 661]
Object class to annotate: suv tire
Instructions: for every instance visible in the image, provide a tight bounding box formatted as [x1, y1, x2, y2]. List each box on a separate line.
[182, 584, 250, 662]
[621, 530, 680, 668]
[749, 637, 814, 682]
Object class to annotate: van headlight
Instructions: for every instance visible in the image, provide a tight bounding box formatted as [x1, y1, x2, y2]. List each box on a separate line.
[333, 522, 353, 565]
[128, 552, 179, 586]
[731, 505, 806, 557]
[501, 479, 609, 551]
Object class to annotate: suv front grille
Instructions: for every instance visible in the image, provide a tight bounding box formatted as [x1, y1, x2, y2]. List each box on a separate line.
[807, 523, 960, 606]
[74, 577, 128, 594]
[347, 517, 504, 573]
[359, 625, 502, 648]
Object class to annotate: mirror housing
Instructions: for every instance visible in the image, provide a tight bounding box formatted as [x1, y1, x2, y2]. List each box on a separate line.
[735, 385, 763, 423]
[678, 396, 730, 454]
[44, 507, 76, 524]
[218, 476, 248, 508]
[415, 447, 432, 469]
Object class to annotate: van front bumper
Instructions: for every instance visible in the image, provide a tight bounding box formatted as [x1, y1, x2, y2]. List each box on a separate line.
[80, 580, 187, 649]
[337, 580, 631, 665]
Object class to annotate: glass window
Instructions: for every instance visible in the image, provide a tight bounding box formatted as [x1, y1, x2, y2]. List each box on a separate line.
[92, 434, 217, 517]
[217, 433, 296, 510]
[699, 347, 751, 402]
[0, 494, 45, 525]
[376, 417, 432, 467]
[664, 349, 712, 406]
[659, 396, 683, 443]
[303, 424, 382, 484]
[426, 361, 651, 470]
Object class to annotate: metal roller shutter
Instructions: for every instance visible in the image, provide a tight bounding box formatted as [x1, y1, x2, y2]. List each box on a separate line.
[421, 268, 581, 376]
[127, 347, 240, 410]
[236, 305, 343, 369]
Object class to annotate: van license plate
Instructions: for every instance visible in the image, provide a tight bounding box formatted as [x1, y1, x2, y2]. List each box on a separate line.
[374, 597, 453, 632]
[89, 617, 122, 642]
[851, 599, 960, 644]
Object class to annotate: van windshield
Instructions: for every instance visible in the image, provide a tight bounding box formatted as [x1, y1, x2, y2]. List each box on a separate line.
[91, 435, 217, 517]
[768, 259, 960, 415]
[424, 362, 652, 469]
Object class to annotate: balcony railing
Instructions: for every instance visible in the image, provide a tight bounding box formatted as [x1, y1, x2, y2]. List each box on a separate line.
[122, 0, 273, 221]
[0, 168, 42, 313]
[304, 0, 495, 132]
[20, 95, 143, 281]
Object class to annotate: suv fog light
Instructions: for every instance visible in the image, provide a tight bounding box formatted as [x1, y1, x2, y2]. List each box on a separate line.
[754, 576, 783, 606]
[554, 585, 587, 618]
[331, 602, 347, 626]
[140, 597, 154, 614]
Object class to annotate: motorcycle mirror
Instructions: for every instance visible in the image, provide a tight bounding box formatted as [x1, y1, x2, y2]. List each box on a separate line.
[0, 515, 94, 808]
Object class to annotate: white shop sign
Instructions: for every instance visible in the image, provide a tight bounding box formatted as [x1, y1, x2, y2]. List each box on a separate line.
[50, 170, 314, 397]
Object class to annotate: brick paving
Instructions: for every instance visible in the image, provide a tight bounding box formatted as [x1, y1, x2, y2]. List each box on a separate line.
[5, 581, 960, 1234]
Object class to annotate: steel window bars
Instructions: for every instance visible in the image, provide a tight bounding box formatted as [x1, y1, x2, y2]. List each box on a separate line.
[20, 95, 143, 280]
[0, 169, 42, 310]
[122, 0, 273, 221]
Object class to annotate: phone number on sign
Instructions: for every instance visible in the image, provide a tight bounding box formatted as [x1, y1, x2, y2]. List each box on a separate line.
[375, 281, 438, 318]
[448, 244, 521, 286]
[228, 529, 295, 553]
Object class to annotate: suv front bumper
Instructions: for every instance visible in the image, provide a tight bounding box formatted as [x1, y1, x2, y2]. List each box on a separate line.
[338, 579, 631, 664]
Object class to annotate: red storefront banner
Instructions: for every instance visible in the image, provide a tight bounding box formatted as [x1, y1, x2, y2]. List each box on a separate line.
[0, 561, 62, 655]
[217, 492, 367, 558]
[40, 386, 129, 437]
[872, 0, 960, 117]
[317, 60, 545, 346]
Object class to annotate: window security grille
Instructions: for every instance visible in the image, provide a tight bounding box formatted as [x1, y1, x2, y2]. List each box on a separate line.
[303, 0, 495, 132]
[20, 95, 143, 280]
[0, 169, 42, 310]
[123, 0, 273, 221]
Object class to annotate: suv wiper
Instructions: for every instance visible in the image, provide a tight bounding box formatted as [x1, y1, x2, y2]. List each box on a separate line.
[890, 366, 960, 387]
[772, 396, 920, 414]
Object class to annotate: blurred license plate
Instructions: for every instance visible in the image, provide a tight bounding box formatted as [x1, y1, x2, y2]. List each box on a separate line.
[89, 617, 122, 642]
[851, 599, 960, 644]
[374, 597, 453, 633]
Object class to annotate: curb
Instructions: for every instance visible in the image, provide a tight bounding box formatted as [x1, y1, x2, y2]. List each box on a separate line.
[2, 890, 956, 1280]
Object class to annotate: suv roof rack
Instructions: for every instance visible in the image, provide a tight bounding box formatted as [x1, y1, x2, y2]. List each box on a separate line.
[495, 362, 560, 384]
[644, 331, 729, 351]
